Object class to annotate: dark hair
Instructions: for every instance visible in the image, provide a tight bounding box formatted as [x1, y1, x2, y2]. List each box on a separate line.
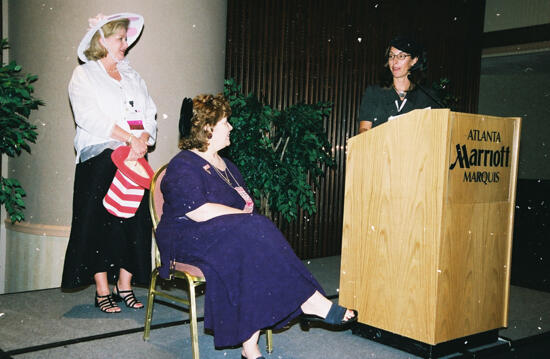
[381, 35, 428, 88]
[178, 93, 232, 151]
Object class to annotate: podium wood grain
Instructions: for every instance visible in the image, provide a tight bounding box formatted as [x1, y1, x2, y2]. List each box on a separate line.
[339, 109, 521, 345]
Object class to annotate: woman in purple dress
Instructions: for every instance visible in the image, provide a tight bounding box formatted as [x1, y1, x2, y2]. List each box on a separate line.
[155, 94, 357, 359]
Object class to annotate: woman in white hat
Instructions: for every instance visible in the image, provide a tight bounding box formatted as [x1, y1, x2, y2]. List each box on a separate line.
[61, 13, 157, 314]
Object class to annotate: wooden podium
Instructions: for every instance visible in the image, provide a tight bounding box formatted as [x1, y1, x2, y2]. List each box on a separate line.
[339, 109, 521, 353]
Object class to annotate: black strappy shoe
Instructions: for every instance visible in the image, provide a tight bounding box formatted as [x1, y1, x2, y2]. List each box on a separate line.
[299, 303, 358, 331]
[95, 292, 121, 313]
[112, 283, 144, 309]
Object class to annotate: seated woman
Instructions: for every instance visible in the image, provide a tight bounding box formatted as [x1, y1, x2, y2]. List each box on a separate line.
[155, 94, 357, 359]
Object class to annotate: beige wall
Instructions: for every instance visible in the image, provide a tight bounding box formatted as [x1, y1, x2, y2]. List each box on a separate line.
[3, 0, 227, 293]
[485, 0, 550, 32]
[481, 0, 550, 180]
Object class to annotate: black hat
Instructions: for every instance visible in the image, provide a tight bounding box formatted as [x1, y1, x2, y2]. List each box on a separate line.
[389, 36, 421, 57]
[388, 35, 427, 72]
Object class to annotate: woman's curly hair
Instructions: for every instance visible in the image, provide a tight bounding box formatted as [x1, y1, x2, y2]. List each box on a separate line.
[179, 93, 232, 151]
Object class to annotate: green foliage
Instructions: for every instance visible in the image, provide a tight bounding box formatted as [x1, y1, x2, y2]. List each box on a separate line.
[223, 78, 335, 222]
[0, 178, 26, 223]
[0, 38, 44, 222]
[432, 77, 460, 109]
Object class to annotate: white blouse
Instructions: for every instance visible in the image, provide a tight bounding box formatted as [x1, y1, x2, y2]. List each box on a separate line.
[68, 60, 157, 163]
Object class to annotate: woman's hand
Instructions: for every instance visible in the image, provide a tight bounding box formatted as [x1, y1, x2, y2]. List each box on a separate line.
[111, 125, 150, 158]
[126, 147, 140, 161]
[129, 135, 147, 158]
[358, 120, 373, 134]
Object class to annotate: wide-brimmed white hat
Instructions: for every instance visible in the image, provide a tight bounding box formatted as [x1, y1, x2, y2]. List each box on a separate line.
[77, 12, 144, 63]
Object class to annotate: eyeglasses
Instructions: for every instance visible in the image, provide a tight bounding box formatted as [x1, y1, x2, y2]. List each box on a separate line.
[387, 53, 411, 61]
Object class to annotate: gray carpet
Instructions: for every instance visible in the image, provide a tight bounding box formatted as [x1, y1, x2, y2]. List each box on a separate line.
[0, 256, 549, 358]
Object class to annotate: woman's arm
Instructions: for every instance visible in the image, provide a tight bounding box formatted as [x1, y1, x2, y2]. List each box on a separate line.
[185, 203, 247, 222]
[357, 86, 377, 133]
[139, 76, 158, 146]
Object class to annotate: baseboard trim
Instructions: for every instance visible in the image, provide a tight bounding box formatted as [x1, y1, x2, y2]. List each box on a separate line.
[4, 220, 70, 237]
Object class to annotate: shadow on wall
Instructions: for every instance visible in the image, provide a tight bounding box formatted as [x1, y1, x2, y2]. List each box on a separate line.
[511, 179, 550, 293]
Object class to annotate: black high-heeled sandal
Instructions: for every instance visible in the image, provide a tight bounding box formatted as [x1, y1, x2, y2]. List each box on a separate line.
[95, 292, 121, 313]
[112, 283, 144, 309]
[299, 303, 358, 331]
[241, 356, 265, 359]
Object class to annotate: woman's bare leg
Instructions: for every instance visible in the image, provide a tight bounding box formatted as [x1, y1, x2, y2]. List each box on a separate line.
[242, 330, 261, 359]
[115, 268, 143, 308]
[94, 272, 121, 313]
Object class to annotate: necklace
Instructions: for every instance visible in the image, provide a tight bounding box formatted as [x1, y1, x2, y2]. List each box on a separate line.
[393, 83, 408, 99]
[394, 87, 407, 98]
[211, 160, 255, 212]
[213, 165, 240, 188]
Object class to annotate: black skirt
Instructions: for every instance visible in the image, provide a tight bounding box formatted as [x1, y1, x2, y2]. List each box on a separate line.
[61, 149, 152, 289]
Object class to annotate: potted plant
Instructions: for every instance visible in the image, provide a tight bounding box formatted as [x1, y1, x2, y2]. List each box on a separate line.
[0, 38, 44, 223]
[223, 78, 334, 222]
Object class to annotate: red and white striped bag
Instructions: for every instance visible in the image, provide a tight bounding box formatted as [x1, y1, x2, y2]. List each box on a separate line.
[103, 146, 154, 218]
[103, 170, 145, 218]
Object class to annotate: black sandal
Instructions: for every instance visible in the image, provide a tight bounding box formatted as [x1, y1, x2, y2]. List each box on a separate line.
[95, 292, 121, 313]
[299, 303, 357, 331]
[112, 283, 144, 309]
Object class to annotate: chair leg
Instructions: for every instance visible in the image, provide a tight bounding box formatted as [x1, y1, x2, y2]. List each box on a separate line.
[265, 329, 273, 354]
[143, 268, 159, 341]
[186, 275, 200, 359]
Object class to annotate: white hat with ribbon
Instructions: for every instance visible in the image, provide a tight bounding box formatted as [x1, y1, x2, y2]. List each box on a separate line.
[77, 12, 144, 63]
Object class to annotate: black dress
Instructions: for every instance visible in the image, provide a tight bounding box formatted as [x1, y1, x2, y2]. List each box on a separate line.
[61, 149, 152, 289]
[358, 85, 442, 128]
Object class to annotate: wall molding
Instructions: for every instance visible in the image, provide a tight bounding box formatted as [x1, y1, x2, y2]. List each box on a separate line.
[482, 40, 550, 57]
[4, 220, 70, 238]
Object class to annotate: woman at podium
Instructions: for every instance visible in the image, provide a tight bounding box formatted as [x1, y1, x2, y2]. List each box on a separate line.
[358, 36, 442, 133]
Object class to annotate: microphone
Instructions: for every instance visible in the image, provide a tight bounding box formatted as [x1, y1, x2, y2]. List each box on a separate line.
[412, 80, 446, 108]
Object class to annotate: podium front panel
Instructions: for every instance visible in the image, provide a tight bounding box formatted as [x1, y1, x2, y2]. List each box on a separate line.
[340, 109, 521, 345]
[340, 109, 451, 344]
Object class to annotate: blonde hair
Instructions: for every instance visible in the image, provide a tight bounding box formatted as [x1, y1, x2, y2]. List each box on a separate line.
[83, 19, 129, 61]
[179, 93, 232, 151]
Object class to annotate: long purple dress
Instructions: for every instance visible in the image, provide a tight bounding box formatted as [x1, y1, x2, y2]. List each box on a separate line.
[155, 150, 325, 347]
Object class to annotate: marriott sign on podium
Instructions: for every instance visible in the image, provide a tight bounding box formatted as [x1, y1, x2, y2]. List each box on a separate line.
[447, 113, 518, 203]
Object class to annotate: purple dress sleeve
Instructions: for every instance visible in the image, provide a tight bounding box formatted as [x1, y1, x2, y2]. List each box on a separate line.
[160, 153, 208, 219]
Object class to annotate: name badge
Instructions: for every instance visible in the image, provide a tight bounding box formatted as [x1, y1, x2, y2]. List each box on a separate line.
[234, 186, 254, 211]
[127, 120, 144, 130]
